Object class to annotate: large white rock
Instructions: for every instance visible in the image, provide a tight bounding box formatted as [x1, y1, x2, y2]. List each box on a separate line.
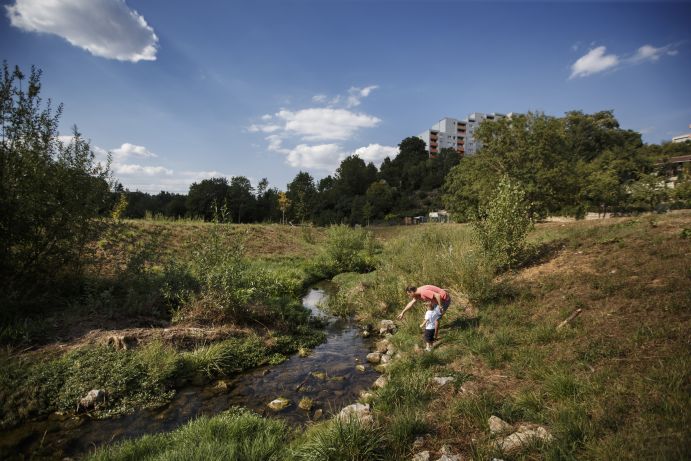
[488, 415, 511, 435]
[379, 319, 396, 335]
[495, 426, 553, 453]
[431, 376, 455, 386]
[267, 397, 290, 411]
[375, 339, 390, 353]
[338, 403, 373, 424]
[373, 375, 388, 389]
[366, 352, 382, 364]
[79, 389, 106, 409]
[412, 451, 430, 461]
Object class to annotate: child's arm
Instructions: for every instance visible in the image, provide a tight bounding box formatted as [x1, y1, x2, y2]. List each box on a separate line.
[434, 318, 439, 339]
[419, 318, 426, 328]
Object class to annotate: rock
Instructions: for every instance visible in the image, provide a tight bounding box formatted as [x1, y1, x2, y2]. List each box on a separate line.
[329, 375, 346, 381]
[412, 451, 430, 461]
[298, 347, 311, 357]
[267, 397, 290, 411]
[435, 445, 462, 461]
[359, 391, 375, 403]
[298, 397, 313, 411]
[379, 319, 397, 335]
[338, 403, 373, 424]
[212, 379, 231, 392]
[495, 426, 553, 454]
[361, 330, 371, 338]
[488, 415, 511, 436]
[386, 344, 397, 354]
[435, 455, 462, 461]
[373, 375, 388, 389]
[366, 352, 382, 364]
[412, 436, 425, 450]
[313, 408, 323, 420]
[311, 371, 327, 380]
[380, 353, 392, 364]
[375, 339, 390, 353]
[356, 364, 366, 372]
[106, 335, 137, 350]
[431, 376, 455, 386]
[79, 389, 106, 409]
[374, 363, 390, 373]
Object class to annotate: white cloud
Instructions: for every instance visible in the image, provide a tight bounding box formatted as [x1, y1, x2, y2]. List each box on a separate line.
[346, 85, 379, 108]
[312, 94, 327, 103]
[284, 143, 345, 170]
[113, 163, 172, 176]
[277, 108, 381, 141]
[260, 114, 273, 121]
[248, 123, 281, 133]
[266, 134, 283, 151]
[570, 46, 619, 79]
[630, 44, 678, 63]
[352, 144, 398, 167]
[111, 142, 157, 160]
[5, 0, 158, 62]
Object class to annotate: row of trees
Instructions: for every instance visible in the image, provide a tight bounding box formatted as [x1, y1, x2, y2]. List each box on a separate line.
[442, 111, 691, 220]
[116, 137, 460, 225]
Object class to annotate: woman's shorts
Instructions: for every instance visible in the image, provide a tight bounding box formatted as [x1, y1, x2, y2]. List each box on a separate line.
[436, 297, 451, 315]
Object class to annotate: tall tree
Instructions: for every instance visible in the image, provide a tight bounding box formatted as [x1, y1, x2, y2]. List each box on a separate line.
[0, 64, 111, 308]
[286, 171, 317, 223]
[187, 177, 230, 221]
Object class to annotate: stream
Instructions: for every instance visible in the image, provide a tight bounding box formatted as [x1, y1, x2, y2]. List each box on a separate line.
[0, 282, 380, 460]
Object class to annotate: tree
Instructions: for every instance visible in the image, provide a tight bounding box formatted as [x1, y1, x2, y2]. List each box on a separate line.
[227, 176, 255, 223]
[286, 171, 317, 223]
[187, 177, 230, 221]
[0, 63, 111, 309]
[278, 192, 290, 225]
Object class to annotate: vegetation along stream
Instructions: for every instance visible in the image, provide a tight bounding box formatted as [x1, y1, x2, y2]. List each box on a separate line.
[0, 282, 379, 460]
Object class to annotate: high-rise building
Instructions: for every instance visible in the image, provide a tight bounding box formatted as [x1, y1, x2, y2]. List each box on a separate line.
[417, 112, 510, 157]
[672, 124, 691, 143]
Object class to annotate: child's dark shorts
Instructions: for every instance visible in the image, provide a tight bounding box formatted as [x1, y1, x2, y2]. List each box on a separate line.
[424, 328, 435, 343]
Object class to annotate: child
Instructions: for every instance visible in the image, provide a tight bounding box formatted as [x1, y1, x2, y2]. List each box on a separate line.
[420, 302, 441, 352]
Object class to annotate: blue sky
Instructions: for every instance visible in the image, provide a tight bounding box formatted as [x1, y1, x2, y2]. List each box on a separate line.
[2, 0, 690, 193]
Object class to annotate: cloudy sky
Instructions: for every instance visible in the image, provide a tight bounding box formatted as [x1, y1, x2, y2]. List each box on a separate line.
[1, 0, 690, 193]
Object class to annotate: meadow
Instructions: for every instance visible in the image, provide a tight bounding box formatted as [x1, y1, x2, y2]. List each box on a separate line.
[2, 211, 690, 460]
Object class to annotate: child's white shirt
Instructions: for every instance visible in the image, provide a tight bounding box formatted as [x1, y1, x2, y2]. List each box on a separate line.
[424, 308, 441, 330]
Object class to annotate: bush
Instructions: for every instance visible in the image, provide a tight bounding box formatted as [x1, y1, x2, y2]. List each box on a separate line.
[0, 64, 112, 314]
[310, 225, 380, 278]
[471, 176, 533, 270]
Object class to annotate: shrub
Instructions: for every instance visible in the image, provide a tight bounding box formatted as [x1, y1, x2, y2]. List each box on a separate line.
[0, 64, 112, 314]
[472, 176, 533, 270]
[310, 225, 380, 278]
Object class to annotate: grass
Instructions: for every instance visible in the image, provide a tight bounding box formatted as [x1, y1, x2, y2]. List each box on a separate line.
[4, 213, 691, 460]
[88, 407, 290, 461]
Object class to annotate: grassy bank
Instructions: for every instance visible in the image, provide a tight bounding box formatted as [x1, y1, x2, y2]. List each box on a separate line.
[91, 212, 690, 460]
[0, 221, 330, 429]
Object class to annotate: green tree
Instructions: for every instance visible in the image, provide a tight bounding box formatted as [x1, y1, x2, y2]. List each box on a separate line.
[0, 63, 111, 309]
[286, 171, 317, 223]
[227, 176, 256, 223]
[187, 177, 230, 221]
[472, 176, 533, 270]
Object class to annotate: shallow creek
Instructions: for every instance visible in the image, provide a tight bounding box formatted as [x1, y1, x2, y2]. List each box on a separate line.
[0, 282, 380, 460]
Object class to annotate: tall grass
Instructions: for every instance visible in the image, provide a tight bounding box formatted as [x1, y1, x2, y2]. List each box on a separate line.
[291, 416, 386, 461]
[88, 407, 290, 461]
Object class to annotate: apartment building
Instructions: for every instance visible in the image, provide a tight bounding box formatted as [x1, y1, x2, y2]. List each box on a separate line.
[417, 112, 508, 157]
[672, 124, 691, 143]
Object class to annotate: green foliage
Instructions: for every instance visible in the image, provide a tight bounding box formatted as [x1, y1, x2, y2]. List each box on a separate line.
[292, 416, 386, 461]
[310, 225, 380, 278]
[88, 407, 290, 461]
[0, 63, 112, 313]
[471, 176, 534, 270]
